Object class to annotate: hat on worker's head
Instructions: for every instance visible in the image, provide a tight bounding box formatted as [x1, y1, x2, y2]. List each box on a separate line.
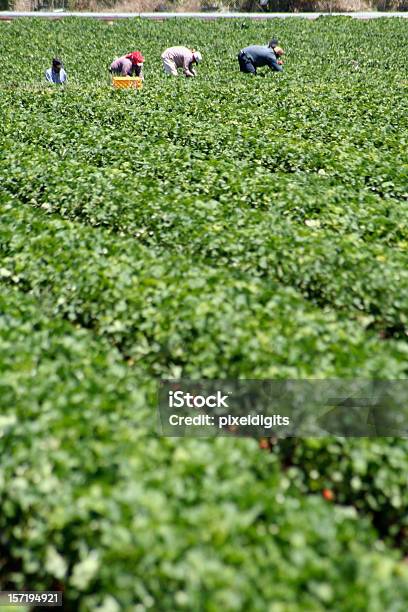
[268, 38, 279, 48]
[52, 57, 63, 68]
[193, 51, 202, 63]
[126, 51, 145, 65]
[274, 46, 284, 57]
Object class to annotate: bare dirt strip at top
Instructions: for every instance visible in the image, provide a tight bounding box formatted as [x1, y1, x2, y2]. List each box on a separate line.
[0, 11, 408, 20]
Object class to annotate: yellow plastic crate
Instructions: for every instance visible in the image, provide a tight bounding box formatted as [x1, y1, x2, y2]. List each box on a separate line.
[112, 76, 143, 90]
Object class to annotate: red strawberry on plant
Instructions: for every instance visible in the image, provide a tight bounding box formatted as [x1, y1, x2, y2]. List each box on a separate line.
[322, 488, 335, 502]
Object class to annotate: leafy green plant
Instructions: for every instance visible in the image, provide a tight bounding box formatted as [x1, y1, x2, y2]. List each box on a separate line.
[1, 287, 408, 611]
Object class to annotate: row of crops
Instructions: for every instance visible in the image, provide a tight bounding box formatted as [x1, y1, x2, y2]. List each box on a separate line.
[0, 16, 407, 611]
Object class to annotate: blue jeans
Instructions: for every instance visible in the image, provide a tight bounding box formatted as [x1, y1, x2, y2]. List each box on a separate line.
[238, 52, 256, 75]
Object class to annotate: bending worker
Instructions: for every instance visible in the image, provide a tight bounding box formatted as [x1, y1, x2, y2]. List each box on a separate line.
[238, 39, 284, 75]
[110, 51, 145, 79]
[45, 58, 67, 84]
[161, 46, 202, 78]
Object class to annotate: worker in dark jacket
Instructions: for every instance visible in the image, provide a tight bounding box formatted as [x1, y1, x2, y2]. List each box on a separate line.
[238, 39, 284, 75]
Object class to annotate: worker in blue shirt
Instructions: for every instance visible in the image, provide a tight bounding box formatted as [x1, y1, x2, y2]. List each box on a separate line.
[45, 58, 68, 84]
[238, 39, 284, 75]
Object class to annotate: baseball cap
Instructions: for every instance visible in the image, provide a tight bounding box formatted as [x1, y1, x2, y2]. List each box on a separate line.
[126, 51, 145, 65]
[193, 51, 202, 63]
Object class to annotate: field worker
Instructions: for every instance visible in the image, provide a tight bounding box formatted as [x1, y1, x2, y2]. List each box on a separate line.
[238, 40, 284, 75]
[110, 51, 145, 79]
[45, 58, 67, 84]
[161, 46, 202, 78]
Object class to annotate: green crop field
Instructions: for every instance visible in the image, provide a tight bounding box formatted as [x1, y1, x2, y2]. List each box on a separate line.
[0, 16, 407, 611]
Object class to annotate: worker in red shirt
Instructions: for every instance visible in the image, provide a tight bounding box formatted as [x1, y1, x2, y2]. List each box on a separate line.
[110, 51, 145, 80]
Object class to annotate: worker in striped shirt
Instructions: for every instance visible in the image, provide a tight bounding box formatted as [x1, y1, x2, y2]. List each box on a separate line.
[161, 47, 202, 78]
[45, 58, 67, 84]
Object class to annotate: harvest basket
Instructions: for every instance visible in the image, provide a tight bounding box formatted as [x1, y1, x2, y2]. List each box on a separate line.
[112, 76, 143, 90]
